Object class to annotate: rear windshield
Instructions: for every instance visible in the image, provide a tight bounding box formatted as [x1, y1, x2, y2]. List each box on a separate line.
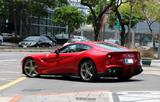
[96, 43, 127, 51]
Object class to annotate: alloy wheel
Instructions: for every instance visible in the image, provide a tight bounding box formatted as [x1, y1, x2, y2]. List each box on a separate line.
[80, 60, 97, 81]
[24, 59, 38, 77]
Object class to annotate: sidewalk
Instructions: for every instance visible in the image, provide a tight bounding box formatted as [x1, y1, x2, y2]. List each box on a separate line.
[150, 60, 160, 67]
[0, 42, 59, 52]
[0, 91, 113, 102]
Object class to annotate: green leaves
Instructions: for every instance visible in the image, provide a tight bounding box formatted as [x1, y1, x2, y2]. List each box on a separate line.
[118, 2, 144, 27]
[53, 6, 86, 34]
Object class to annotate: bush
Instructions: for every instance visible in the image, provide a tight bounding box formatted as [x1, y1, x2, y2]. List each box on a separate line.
[132, 47, 154, 58]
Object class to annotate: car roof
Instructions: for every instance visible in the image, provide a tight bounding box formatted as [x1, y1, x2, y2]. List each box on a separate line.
[68, 41, 128, 51]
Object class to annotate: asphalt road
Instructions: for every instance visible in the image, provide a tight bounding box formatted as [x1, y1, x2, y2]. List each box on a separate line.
[0, 52, 160, 102]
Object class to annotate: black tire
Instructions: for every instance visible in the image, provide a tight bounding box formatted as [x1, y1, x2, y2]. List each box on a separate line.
[52, 42, 56, 46]
[39, 43, 51, 47]
[79, 60, 97, 82]
[23, 58, 39, 78]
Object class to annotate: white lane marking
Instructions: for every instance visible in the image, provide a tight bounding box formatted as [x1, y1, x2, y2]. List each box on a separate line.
[117, 91, 160, 102]
[0, 78, 19, 81]
[0, 71, 21, 74]
[0, 59, 19, 62]
[143, 71, 160, 75]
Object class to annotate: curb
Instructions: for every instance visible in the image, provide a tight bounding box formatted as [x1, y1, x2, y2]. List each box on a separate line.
[0, 47, 59, 52]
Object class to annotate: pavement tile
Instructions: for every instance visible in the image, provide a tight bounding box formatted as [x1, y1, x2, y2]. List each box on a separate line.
[117, 91, 160, 102]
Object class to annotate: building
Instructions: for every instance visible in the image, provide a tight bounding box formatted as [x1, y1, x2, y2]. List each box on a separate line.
[21, 8, 68, 38]
[133, 21, 160, 47]
[68, 0, 89, 14]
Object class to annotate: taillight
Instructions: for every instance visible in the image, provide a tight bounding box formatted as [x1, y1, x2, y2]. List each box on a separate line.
[106, 54, 112, 65]
[107, 54, 112, 59]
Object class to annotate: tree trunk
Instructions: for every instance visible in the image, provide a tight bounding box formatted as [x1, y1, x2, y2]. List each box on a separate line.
[0, 18, 2, 34]
[94, 28, 99, 41]
[148, 25, 155, 49]
[37, 16, 40, 35]
[19, 18, 23, 38]
[94, 21, 101, 41]
[13, 11, 17, 39]
[115, 8, 126, 46]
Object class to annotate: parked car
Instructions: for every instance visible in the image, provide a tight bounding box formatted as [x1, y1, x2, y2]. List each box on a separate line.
[22, 41, 143, 81]
[73, 35, 89, 40]
[45, 35, 57, 46]
[55, 33, 69, 44]
[0, 35, 3, 45]
[19, 36, 54, 48]
[104, 39, 121, 45]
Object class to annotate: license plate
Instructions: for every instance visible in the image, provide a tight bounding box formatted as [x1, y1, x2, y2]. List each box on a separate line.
[124, 58, 133, 64]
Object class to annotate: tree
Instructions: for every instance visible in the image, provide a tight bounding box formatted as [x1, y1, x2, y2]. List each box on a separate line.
[139, 0, 160, 49]
[112, 0, 144, 46]
[81, 0, 116, 41]
[53, 6, 86, 38]
[0, 0, 5, 34]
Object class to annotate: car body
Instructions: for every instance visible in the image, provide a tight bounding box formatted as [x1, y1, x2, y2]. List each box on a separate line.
[22, 41, 143, 81]
[0, 35, 3, 45]
[19, 36, 54, 48]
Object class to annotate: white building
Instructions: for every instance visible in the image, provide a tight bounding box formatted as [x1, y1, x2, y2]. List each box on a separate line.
[68, 0, 89, 14]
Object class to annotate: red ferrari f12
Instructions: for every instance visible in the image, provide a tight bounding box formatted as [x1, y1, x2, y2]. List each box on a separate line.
[22, 41, 143, 81]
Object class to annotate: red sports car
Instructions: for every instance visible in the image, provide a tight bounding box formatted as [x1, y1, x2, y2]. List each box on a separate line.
[22, 41, 143, 81]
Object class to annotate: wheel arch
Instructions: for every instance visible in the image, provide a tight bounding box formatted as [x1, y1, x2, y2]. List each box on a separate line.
[22, 57, 35, 74]
[78, 58, 97, 71]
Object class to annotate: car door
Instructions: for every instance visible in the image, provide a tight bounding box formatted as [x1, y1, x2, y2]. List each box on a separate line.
[39, 53, 62, 74]
[58, 44, 80, 74]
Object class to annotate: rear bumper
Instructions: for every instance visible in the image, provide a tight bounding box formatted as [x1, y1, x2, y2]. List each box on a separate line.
[98, 65, 143, 77]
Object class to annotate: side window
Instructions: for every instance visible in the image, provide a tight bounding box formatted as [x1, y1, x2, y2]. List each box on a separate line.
[59, 44, 77, 53]
[59, 46, 69, 53]
[39, 37, 44, 42]
[42, 36, 50, 42]
[76, 44, 91, 52]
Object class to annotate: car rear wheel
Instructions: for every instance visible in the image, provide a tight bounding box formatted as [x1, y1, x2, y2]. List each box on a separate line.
[23, 59, 39, 78]
[79, 60, 97, 82]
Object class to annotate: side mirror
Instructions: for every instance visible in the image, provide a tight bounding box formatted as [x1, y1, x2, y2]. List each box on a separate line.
[55, 49, 59, 55]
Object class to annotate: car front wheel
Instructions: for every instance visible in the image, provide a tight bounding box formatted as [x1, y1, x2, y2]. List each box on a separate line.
[23, 59, 39, 78]
[79, 60, 97, 82]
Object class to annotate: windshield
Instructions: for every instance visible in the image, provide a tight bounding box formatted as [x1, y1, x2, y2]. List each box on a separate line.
[96, 43, 127, 51]
[24, 36, 40, 41]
